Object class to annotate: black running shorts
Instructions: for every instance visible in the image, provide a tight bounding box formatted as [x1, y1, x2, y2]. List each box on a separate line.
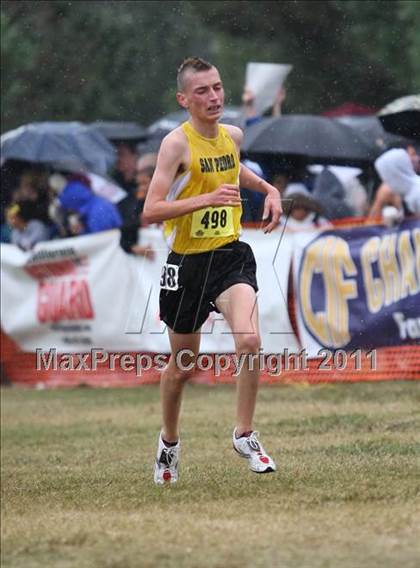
[159, 240, 258, 333]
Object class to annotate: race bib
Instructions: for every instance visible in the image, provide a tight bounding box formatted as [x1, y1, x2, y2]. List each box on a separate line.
[190, 206, 234, 238]
[160, 263, 179, 291]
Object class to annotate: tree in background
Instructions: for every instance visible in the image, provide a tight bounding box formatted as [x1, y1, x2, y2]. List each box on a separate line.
[1, 0, 419, 132]
[1, 1, 212, 130]
[194, 0, 420, 113]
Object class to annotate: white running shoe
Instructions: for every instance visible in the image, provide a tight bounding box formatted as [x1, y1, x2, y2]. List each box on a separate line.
[154, 432, 180, 485]
[233, 429, 276, 473]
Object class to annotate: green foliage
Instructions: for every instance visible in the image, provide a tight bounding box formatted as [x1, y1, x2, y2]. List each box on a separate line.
[1, 0, 418, 132]
[1, 0, 213, 131]
[193, 0, 419, 112]
[398, 0, 420, 86]
[1, 9, 37, 126]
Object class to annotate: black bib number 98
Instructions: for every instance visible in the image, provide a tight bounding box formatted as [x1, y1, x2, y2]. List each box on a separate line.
[160, 263, 179, 291]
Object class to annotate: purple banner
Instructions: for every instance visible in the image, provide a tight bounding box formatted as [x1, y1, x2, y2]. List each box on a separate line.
[296, 218, 420, 350]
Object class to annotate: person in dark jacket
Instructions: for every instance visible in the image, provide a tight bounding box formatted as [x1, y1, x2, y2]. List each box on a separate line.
[117, 165, 155, 258]
[312, 167, 355, 220]
[112, 142, 138, 194]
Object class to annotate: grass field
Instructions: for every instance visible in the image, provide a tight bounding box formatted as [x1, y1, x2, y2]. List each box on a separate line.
[1, 382, 420, 568]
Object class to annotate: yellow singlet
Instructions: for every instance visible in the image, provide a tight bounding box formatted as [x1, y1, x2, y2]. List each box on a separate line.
[163, 121, 242, 254]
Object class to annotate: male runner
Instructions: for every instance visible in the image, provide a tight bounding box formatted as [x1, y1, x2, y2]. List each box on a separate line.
[143, 57, 282, 484]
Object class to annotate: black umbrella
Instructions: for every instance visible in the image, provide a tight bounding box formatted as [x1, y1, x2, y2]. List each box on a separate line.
[0, 121, 116, 176]
[337, 115, 409, 152]
[241, 114, 379, 166]
[378, 95, 420, 140]
[90, 121, 148, 143]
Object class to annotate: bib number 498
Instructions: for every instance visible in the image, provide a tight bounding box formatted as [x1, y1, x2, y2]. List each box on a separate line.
[201, 208, 228, 230]
[190, 206, 234, 238]
[160, 263, 179, 291]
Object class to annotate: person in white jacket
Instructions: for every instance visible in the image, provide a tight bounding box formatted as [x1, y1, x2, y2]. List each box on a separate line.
[370, 146, 420, 224]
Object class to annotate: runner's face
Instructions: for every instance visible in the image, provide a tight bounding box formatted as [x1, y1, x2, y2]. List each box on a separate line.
[179, 68, 224, 122]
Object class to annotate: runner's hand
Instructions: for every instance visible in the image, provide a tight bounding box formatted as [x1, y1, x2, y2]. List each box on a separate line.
[206, 184, 241, 207]
[262, 188, 282, 233]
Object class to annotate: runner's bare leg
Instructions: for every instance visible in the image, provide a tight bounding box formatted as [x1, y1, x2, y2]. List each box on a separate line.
[215, 283, 261, 434]
[160, 329, 201, 442]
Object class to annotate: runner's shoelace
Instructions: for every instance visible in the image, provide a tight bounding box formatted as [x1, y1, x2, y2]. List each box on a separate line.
[159, 447, 177, 467]
[246, 431, 262, 453]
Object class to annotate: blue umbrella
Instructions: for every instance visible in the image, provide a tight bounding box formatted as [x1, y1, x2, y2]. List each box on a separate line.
[89, 121, 147, 143]
[0, 121, 116, 176]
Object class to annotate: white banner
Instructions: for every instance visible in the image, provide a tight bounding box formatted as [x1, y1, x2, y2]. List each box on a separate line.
[1, 228, 299, 353]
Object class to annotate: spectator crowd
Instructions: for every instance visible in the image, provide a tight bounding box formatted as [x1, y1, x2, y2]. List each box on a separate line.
[1, 86, 419, 253]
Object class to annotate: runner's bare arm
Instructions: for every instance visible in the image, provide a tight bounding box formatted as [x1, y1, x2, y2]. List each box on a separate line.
[143, 132, 241, 224]
[239, 163, 282, 232]
[223, 123, 282, 232]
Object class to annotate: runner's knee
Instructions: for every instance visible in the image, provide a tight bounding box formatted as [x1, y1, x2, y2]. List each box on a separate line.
[171, 365, 196, 382]
[164, 353, 197, 382]
[235, 333, 261, 354]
